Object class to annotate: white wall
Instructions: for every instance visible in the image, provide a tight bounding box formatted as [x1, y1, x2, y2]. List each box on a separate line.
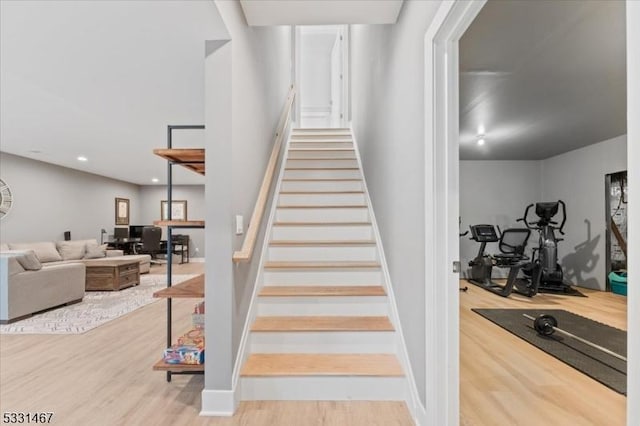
[204, 0, 291, 399]
[0, 152, 140, 244]
[351, 0, 443, 408]
[541, 134, 627, 290]
[138, 185, 205, 258]
[459, 161, 541, 277]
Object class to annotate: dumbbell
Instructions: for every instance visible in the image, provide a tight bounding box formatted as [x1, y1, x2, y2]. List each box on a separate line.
[523, 313, 627, 362]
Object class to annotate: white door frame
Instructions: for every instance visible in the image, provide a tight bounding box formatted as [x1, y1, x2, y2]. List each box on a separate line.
[425, 1, 639, 425]
[423, 2, 484, 424]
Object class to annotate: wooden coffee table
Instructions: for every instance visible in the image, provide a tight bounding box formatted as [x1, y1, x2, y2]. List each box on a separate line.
[84, 259, 140, 291]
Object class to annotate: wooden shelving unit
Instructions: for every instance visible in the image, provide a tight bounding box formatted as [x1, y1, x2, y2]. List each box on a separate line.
[153, 124, 206, 382]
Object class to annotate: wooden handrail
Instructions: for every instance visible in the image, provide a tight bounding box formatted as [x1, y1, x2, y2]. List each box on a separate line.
[233, 85, 296, 263]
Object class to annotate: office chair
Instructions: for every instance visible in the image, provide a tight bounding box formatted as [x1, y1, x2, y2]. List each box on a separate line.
[136, 226, 164, 264]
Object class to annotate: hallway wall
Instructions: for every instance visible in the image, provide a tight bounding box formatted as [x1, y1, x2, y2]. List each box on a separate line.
[351, 0, 443, 408]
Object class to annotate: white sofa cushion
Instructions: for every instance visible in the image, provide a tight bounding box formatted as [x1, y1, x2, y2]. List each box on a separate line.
[9, 242, 62, 263]
[56, 240, 87, 260]
[84, 243, 108, 259]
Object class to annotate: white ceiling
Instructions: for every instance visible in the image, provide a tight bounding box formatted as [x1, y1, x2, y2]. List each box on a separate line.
[0, 1, 228, 185]
[459, 0, 626, 160]
[240, 0, 403, 26]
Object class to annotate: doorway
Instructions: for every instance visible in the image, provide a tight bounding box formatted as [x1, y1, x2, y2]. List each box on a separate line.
[295, 25, 348, 128]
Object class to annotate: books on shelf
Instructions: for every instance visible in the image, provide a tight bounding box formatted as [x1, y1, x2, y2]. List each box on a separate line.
[163, 328, 205, 365]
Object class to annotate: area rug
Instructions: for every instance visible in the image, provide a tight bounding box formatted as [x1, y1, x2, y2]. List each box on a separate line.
[472, 308, 627, 394]
[0, 274, 196, 335]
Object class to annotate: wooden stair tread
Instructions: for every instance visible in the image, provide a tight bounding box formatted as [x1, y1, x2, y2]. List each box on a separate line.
[241, 354, 403, 377]
[284, 167, 359, 171]
[153, 274, 204, 298]
[281, 178, 362, 182]
[289, 148, 355, 152]
[264, 261, 381, 269]
[269, 240, 375, 246]
[273, 221, 371, 226]
[279, 191, 364, 194]
[277, 205, 367, 209]
[259, 285, 386, 297]
[287, 157, 357, 161]
[252, 316, 394, 331]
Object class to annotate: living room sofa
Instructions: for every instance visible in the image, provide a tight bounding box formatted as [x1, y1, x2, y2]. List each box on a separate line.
[0, 239, 151, 323]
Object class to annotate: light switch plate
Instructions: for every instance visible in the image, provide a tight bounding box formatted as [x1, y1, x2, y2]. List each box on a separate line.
[235, 215, 243, 235]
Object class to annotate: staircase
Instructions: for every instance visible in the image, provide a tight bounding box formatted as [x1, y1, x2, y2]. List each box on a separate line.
[239, 128, 408, 401]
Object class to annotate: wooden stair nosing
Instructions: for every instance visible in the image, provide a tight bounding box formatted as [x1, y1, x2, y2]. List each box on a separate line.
[278, 191, 364, 195]
[281, 178, 363, 182]
[259, 285, 386, 297]
[272, 221, 372, 226]
[277, 205, 368, 209]
[264, 261, 381, 269]
[289, 148, 355, 152]
[240, 353, 403, 377]
[269, 239, 376, 246]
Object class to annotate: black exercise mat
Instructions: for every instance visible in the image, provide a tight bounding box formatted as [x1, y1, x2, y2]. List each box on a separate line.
[472, 308, 627, 394]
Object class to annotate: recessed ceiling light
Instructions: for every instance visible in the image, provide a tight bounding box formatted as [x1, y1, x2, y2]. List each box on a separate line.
[477, 138, 486, 146]
[77, 155, 88, 162]
[151, 178, 159, 183]
[478, 125, 485, 135]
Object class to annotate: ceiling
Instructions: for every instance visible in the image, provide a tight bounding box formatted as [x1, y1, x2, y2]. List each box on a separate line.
[459, 0, 626, 161]
[0, 1, 228, 185]
[240, 0, 403, 26]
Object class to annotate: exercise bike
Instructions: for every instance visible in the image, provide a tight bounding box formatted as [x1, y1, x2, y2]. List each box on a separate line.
[517, 200, 577, 295]
[466, 224, 532, 297]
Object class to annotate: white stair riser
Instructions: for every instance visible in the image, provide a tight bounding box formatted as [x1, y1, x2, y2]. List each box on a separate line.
[275, 208, 369, 222]
[267, 245, 378, 262]
[291, 132, 351, 137]
[286, 159, 359, 168]
[288, 151, 356, 159]
[264, 270, 382, 285]
[240, 377, 407, 401]
[289, 139, 353, 149]
[280, 180, 363, 192]
[284, 169, 361, 179]
[271, 225, 373, 240]
[256, 296, 388, 315]
[249, 331, 396, 353]
[278, 193, 366, 206]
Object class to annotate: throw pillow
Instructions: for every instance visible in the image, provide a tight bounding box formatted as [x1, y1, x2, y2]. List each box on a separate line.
[84, 243, 108, 259]
[56, 240, 87, 261]
[9, 242, 62, 263]
[7, 257, 25, 276]
[4, 250, 43, 271]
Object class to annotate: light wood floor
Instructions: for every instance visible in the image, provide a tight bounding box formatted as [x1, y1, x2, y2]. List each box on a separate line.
[0, 263, 413, 426]
[0, 263, 627, 425]
[460, 281, 627, 426]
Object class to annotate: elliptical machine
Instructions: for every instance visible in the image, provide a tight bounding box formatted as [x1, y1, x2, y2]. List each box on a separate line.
[517, 200, 576, 295]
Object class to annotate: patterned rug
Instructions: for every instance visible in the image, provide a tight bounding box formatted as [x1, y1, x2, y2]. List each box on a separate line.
[0, 274, 195, 335]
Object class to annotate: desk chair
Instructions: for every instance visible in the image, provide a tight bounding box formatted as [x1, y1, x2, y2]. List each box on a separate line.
[136, 226, 163, 264]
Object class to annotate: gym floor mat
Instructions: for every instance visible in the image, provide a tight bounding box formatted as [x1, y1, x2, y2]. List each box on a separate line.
[472, 308, 627, 395]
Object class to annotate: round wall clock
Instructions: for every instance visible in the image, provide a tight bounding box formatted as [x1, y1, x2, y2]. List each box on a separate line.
[0, 178, 13, 219]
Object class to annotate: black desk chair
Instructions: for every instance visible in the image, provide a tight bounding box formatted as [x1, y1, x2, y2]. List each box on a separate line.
[136, 227, 163, 263]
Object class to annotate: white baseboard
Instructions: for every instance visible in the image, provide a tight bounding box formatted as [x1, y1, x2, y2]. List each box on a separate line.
[413, 401, 427, 426]
[200, 388, 239, 417]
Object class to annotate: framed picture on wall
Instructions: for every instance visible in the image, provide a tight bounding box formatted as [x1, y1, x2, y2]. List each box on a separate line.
[115, 198, 130, 225]
[161, 200, 187, 221]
